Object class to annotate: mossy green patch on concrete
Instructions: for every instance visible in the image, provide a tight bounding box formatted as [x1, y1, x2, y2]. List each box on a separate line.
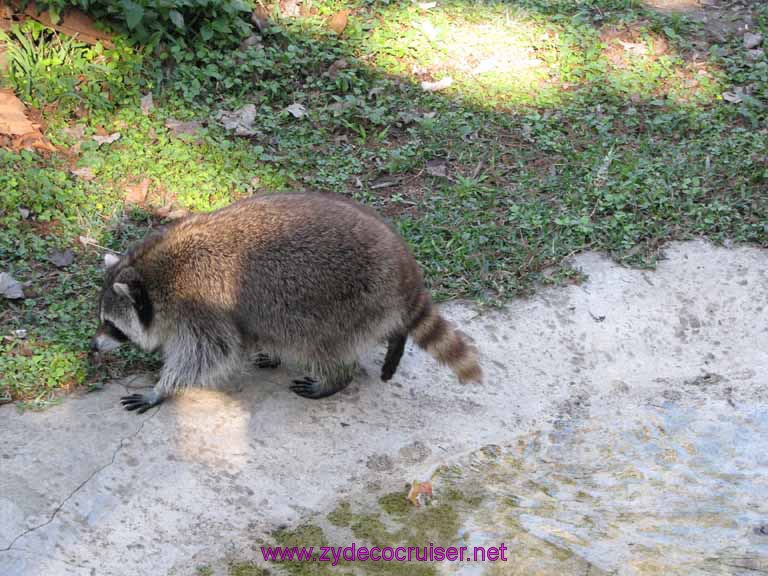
[327, 501, 354, 527]
[270, 523, 333, 576]
[228, 563, 270, 576]
[377, 491, 409, 516]
[273, 523, 329, 551]
[349, 514, 395, 547]
[245, 486, 484, 575]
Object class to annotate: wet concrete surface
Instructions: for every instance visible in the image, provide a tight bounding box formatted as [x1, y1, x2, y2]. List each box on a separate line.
[1, 240, 767, 575]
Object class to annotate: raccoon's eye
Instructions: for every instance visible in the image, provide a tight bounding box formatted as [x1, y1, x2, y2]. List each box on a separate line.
[104, 320, 129, 342]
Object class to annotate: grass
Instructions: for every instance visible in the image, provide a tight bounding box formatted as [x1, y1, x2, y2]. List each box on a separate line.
[0, 0, 766, 406]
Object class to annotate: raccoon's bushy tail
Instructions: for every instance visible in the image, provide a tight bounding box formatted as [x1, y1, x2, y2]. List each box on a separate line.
[408, 292, 482, 383]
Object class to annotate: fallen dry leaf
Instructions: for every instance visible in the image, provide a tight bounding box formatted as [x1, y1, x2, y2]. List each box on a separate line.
[70, 167, 95, 181]
[92, 132, 121, 145]
[151, 205, 189, 221]
[279, 0, 300, 17]
[165, 118, 203, 136]
[328, 9, 349, 35]
[0, 89, 55, 152]
[140, 93, 154, 115]
[284, 103, 307, 119]
[124, 178, 150, 205]
[426, 159, 448, 178]
[251, 5, 270, 33]
[0, 89, 29, 136]
[11, 131, 56, 152]
[407, 481, 433, 507]
[15, 0, 113, 47]
[722, 91, 743, 104]
[62, 124, 85, 141]
[421, 76, 453, 92]
[327, 58, 348, 79]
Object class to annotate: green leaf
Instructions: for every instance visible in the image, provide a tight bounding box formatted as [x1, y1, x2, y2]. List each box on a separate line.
[169, 10, 184, 29]
[211, 18, 230, 34]
[48, 6, 61, 25]
[121, 0, 145, 30]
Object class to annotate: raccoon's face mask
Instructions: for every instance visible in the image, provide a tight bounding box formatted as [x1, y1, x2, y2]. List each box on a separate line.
[91, 253, 154, 354]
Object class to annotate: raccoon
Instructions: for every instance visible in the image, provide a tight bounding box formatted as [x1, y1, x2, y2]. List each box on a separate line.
[91, 192, 482, 413]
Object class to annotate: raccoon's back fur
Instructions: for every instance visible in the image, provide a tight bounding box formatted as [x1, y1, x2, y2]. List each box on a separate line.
[94, 192, 482, 409]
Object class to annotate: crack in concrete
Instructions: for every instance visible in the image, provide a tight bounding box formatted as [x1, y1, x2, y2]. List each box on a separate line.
[0, 405, 161, 554]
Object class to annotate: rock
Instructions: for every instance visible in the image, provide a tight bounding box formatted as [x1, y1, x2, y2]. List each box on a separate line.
[746, 48, 765, 61]
[49, 249, 75, 268]
[239, 34, 262, 50]
[744, 32, 763, 50]
[0, 272, 24, 299]
[216, 104, 258, 136]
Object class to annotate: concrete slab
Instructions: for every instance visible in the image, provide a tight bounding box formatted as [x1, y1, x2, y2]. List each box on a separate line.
[1, 240, 767, 575]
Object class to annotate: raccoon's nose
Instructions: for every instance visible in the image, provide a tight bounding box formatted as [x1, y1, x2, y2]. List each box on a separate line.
[90, 337, 99, 352]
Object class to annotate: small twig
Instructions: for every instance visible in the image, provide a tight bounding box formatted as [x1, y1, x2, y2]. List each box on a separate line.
[471, 159, 484, 180]
[78, 236, 121, 255]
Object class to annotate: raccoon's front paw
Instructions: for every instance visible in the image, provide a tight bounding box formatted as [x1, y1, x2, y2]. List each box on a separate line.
[120, 391, 163, 414]
[253, 352, 281, 369]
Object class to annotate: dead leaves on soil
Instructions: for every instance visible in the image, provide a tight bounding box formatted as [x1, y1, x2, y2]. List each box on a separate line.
[0, 89, 55, 152]
[3, 1, 112, 47]
[250, 2, 349, 35]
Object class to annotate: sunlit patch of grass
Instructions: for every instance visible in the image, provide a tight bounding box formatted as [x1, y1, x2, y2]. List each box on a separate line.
[364, 1, 723, 108]
[69, 108, 288, 213]
[366, 3, 561, 107]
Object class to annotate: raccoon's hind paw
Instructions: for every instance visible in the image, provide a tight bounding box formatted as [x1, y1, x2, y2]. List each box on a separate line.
[253, 352, 281, 369]
[290, 377, 324, 399]
[120, 392, 163, 414]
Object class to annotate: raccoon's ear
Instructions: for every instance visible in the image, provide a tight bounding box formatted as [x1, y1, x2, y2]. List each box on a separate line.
[104, 253, 120, 269]
[113, 267, 153, 327]
[113, 282, 134, 303]
[113, 266, 142, 303]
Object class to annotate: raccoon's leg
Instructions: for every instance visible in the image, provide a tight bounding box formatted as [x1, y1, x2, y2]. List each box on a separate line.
[121, 334, 241, 413]
[290, 361, 358, 399]
[381, 333, 407, 381]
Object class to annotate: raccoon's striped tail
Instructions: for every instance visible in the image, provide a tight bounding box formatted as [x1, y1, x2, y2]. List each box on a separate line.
[409, 292, 482, 383]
